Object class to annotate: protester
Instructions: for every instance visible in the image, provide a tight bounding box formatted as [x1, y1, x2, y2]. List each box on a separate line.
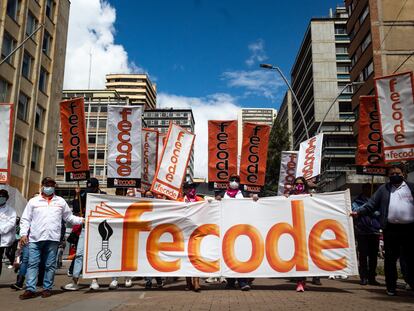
[352, 163, 414, 296]
[0, 189, 17, 277]
[351, 183, 381, 286]
[19, 177, 84, 299]
[63, 178, 106, 291]
[215, 174, 257, 291]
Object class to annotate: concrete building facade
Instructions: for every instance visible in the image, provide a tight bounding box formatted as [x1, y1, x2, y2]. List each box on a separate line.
[0, 0, 70, 197]
[275, 90, 294, 150]
[105, 74, 157, 110]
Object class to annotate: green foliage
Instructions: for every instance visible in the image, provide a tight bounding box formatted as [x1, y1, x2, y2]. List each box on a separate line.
[263, 119, 291, 196]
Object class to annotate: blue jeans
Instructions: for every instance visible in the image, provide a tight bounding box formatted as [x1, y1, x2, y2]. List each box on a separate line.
[72, 228, 85, 278]
[18, 244, 30, 277]
[26, 241, 59, 292]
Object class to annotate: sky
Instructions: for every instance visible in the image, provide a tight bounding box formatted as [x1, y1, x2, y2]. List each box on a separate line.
[63, 0, 343, 177]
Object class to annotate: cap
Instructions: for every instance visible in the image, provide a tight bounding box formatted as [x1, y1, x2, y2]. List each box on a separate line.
[86, 178, 100, 188]
[41, 177, 56, 186]
[228, 174, 240, 182]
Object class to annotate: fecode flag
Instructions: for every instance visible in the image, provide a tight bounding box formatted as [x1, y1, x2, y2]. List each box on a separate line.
[240, 123, 271, 190]
[375, 71, 414, 162]
[0, 103, 14, 184]
[151, 123, 195, 200]
[59, 98, 90, 182]
[296, 134, 324, 179]
[84, 191, 357, 278]
[158, 133, 167, 166]
[356, 96, 387, 175]
[208, 120, 238, 190]
[107, 106, 142, 188]
[278, 151, 298, 196]
[141, 129, 159, 191]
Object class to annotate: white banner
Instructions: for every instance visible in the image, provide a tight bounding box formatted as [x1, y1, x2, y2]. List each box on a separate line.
[278, 151, 298, 196]
[107, 106, 142, 188]
[296, 134, 324, 180]
[84, 191, 358, 278]
[141, 129, 159, 191]
[375, 72, 414, 162]
[151, 124, 195, 200]
[157, 133, 166, 166]
[0, 103, 13, 184]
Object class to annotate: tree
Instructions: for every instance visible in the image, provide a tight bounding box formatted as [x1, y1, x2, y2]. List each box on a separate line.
[263, 119, 291, 196]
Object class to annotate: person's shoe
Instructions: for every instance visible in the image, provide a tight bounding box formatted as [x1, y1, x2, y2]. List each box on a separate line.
[8, 265, 13, 269]
[205, 277, 216, 283]
[10, 275, 25, 290]
[157, 282, 164, 289]
[368, 279, 381, 286]
[241, 284, 250, 291]
[89, 279, 100, 290]
[194, 286, 201, 292]
[296, 281, 305, 292]
[41, 290, 52, 298]
[62, 282, 80, 291]
[360, 279, 368, 286]
[386, 289, 396, 296]
[328, 275, 335, 280]
[125, 278, 133, 288]
[405, 283, 412, 291]
[67, 271, 73, 277]
[312, 278, 322, 286]
[19, 290, 38, 300]
[220, 277, 227, 284]
[109, 279, 118, 290]
[145, 281, 152, 289]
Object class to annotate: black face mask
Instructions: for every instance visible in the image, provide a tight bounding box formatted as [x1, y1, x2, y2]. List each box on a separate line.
[390, 175, 404, 185]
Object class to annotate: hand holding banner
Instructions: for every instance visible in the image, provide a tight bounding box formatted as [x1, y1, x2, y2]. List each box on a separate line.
[151, 123, 195, 200]
[296, 134, 324, 180]
[60, 98, 90, 181]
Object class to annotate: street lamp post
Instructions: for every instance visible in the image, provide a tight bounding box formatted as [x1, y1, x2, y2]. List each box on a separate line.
[315, 81, 364, 134]
[260, 63, 310, 140]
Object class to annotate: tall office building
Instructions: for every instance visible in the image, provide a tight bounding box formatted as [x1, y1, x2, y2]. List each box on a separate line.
[105, 73, 157, 110]
[275, 90, 294, 150]
[143, 108, 195, 179]
[345, 0, 414, 126]
[237, 108, 277, 155]
[290, 7, 359, 190]
[1, 0, 70, 197]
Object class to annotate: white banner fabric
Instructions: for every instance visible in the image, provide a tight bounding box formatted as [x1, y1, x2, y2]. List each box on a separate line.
[151, 124, 195, 200]
[296, 134, 324, 179]
[84, 191, 358, 278]
[107, 106, 142, 187]
[0, 104, 13, 184]
[277, 151, 298, 196]
[375, 72, 414, 162]
[141, 129, 158, 191]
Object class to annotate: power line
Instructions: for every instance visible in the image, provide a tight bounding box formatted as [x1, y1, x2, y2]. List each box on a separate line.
[393, 51, 414, 73]
[379, 0, 408, 50]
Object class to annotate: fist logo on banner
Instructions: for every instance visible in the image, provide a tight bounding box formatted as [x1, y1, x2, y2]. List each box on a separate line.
[97, 220, 113, 269]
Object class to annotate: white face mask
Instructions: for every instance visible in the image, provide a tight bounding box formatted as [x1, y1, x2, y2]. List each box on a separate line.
[42, 186, 55, 196]
[229, 181, 239, 190]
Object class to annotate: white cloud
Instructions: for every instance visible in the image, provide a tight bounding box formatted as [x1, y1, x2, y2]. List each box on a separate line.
[245, 39, 268, 67]
[222, 69, 284, 101]
[63, 0, 144, 89]
[158, 93, 241, 178]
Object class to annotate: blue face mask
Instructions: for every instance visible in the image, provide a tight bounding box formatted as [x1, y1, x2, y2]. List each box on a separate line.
[42, 186, 55, 196]
[0, 197, 7, 205]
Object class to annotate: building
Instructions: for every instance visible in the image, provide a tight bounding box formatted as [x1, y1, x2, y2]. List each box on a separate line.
[345, 0, 414, 127]
[275, 90, 294, 150]
[105, 73, 157, 110]
[290, 6, 360, 189]
[237, 108, 277, 155]
[55, 90, 127, 196]
[1, 0, 70, 197]
[143, 108, 195, 179]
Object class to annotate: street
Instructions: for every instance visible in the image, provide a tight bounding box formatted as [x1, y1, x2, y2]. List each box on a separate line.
[1, 262, 413, 311]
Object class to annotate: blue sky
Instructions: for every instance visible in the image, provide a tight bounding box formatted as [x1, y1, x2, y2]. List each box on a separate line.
[106, 0, 343, 109]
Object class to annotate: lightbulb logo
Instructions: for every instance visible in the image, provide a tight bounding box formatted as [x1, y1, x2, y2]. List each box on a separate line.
[97, 220, 113, 269]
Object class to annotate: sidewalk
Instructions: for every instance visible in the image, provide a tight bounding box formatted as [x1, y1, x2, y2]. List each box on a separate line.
[1, 264, 413, 311]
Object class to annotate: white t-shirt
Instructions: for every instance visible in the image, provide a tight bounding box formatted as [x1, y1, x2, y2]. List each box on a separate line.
[388, 182, 414, 224]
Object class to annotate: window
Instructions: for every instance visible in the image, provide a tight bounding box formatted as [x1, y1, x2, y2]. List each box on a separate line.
[56, 167, 64, 176]
[100, 106, 107, 113]
[334, 26, 347, 35]
[351, 52, 359, 68]
[38, 67, 48, 92]
[35, 105, 45, 130]
[22, 52, 32, 79]
[338, 83, 352, 94]
[31, 144, 41, 170]
[88, 119, 97, 128]
[98, 119, 106, 129]
[95, 166, 105, 176]
[7, 0, 19, 21]
[1, 32, 16, 64]
[97, 135, 106, 144]
[88, 150, 95, 159]
[26, 11, 37, 35]
[362, 61, 374, 80]
[45, 0, 54, 19]
[337, 65, 350, 73]
[58, 151, 64, 159]
[88, 136, 96, 144]
[339, 102, 353, 112]
[361, 33, 372, 52]
[359, 6, 369, 24]
[42, 31, 52, 55]
[0, 79, 9, 102]
[335, 46, 347, 54]
[17, 93, 30, 121]
[97, 152, 105, 159]
[90, 105, 99, 113]
[13, 136, 24, 164]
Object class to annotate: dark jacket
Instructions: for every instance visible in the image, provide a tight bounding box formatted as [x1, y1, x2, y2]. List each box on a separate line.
[352, 194, 380, 235]
[72, 189, 106, 214]
[357, 181, 414, 229]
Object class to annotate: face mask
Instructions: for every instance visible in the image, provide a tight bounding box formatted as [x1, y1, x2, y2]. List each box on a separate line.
[390, 175, 404, 185]
[229, 181, 239, 190]
[0, 197, 6, 205]
[295, 184, 305, 193]
[42, 186, 55, 196]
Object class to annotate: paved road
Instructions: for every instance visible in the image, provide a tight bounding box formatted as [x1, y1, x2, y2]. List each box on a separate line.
[1, 263, 413, 311]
